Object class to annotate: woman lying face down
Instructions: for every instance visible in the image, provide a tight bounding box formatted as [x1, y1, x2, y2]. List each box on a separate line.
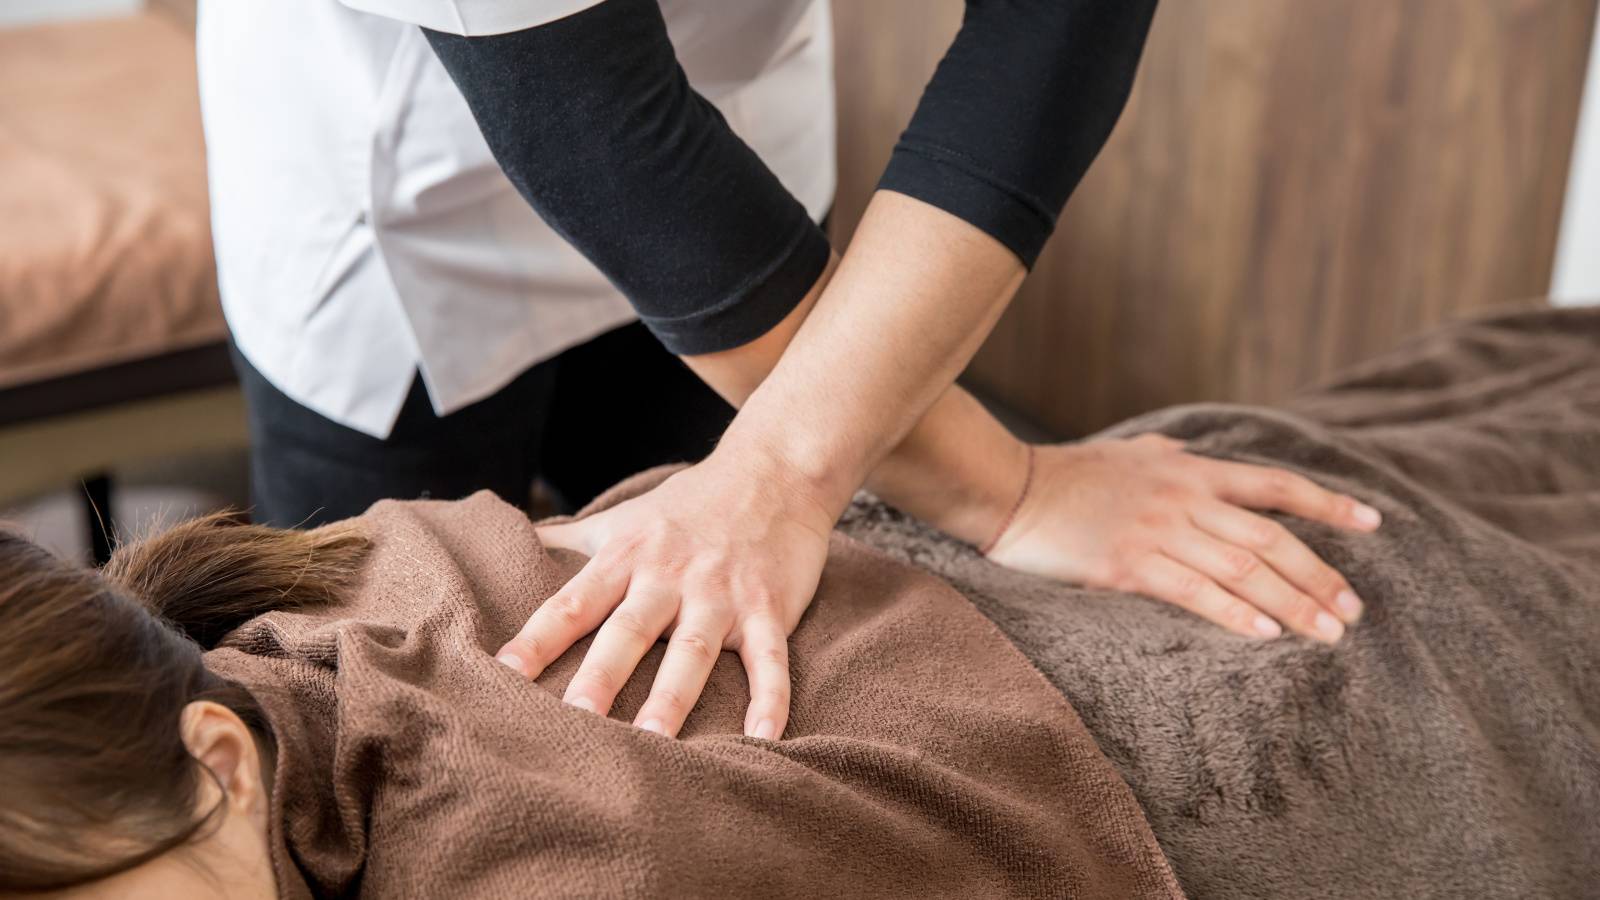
[0, 520, 367, 899]
[8, 308, 1595, 900]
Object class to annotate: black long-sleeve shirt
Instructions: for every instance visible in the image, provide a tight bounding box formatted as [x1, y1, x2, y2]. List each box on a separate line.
[424, 0, 1157, 355]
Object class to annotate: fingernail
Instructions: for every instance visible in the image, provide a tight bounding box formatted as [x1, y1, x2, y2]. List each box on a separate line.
[495, 652, 524, 674]
[639, 718, 668, 736]
[750, 719, 778, 741]
[1254, 615, 1283, 639]
[1353, 504, 1382, 529]
[567, 696, 596, 714]
[1335, 590, 1364, 622]
[1314, 611, 1345, 643]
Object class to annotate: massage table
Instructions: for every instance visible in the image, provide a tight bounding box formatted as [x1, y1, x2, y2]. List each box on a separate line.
[0, 8, 243, 561]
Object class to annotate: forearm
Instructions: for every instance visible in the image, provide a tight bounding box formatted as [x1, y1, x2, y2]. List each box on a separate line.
[685, 226, 1026, 546]
[705, 191, 1026, 520]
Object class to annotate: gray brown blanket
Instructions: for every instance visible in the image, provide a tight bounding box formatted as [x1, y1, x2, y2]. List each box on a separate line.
[842, 306, 1600, 899]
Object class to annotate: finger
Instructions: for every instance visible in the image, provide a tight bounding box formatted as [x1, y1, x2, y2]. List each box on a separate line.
[1162, 528, 1345, 644]
[632, 612, 732, 738]
[534, 519, 591, 553]
[562, 585, 678, 715]
[1192, 501, 1364, 626]
[1131, 554, 1284, 640]
[735, 615, 791, 741]
[1134, 433, 1186, 451]
[1207, 461, 1381, 532]
[496, 554, 628, 679]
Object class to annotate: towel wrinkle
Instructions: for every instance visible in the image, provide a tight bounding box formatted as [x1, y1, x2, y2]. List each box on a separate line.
[208, 475, 1180, 899]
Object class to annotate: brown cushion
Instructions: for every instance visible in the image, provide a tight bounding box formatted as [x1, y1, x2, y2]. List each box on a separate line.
[0, 12, 224, 392]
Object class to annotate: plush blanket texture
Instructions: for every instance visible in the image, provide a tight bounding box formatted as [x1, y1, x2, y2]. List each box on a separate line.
[842, 306, 1600, 900]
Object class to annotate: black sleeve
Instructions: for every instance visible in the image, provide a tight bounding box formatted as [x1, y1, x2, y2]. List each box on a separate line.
[879, 0, 1159, 267]
[423, 0, 1156, 356]
[423, 0, 831, 356]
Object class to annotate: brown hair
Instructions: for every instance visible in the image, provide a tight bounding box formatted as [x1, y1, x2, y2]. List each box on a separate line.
[0, 513, 368, 892]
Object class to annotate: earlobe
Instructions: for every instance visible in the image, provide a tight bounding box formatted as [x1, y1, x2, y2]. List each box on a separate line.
[180, 700, 265, 816]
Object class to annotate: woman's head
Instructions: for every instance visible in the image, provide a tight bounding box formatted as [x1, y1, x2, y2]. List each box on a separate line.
[0, 514, 366, 895]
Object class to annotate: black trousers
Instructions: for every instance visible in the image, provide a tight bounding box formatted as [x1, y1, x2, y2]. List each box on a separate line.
[233, 321, 734, 528]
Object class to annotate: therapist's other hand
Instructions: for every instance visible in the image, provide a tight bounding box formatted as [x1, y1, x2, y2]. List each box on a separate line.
[987, 435, 1380, 643]
[496, 452, 834, 741]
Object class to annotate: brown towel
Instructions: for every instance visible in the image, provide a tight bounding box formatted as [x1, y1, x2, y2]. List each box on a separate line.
[206, 482, 1182, 898]
[841, 305, 1600, 899]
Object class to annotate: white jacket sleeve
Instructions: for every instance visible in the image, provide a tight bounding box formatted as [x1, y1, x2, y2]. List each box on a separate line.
[337, 0, 602, 36]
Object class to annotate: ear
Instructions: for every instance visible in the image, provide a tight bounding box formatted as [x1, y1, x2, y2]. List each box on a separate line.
[179, 701, 268, 822]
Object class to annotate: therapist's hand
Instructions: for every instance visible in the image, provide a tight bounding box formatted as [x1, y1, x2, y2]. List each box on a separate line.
[495, 451, 834, 740]
[987, 435, 1380, 643]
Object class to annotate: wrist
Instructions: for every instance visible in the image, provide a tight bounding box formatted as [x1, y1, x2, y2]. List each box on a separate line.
[937, 433, 1033, 550]
[863, 389, 1032, 547]
[706, 425, 856, 531]
[976, 443, 1035, 555]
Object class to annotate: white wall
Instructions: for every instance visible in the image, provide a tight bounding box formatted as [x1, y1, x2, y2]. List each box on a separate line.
[0, 0, 141, 27]
[1552, 11, 1600, 306]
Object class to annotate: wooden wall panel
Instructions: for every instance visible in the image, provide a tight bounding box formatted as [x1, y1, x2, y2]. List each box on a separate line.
[831, 0, 1597, 436]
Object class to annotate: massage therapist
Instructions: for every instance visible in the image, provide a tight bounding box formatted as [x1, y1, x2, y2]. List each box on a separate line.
[199, 0, 1380, 742]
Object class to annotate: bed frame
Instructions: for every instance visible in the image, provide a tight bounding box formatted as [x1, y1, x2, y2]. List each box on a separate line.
[0, 344, 245, 562]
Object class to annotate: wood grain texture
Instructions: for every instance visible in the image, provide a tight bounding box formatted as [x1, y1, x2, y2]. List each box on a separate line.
[831, 0, 1596, 436]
